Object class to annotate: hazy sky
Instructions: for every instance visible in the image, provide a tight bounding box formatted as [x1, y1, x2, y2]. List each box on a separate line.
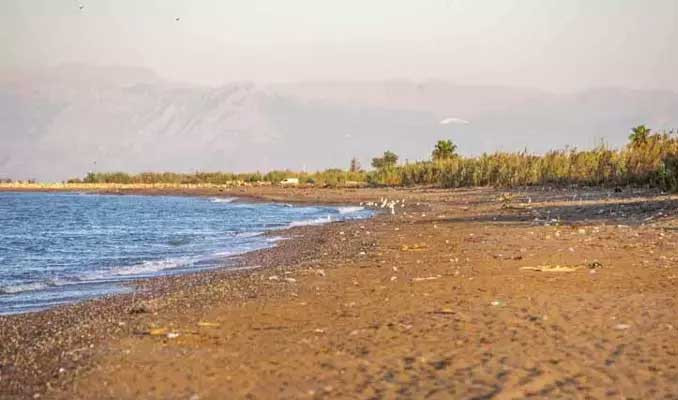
[2, 0, 678, 90]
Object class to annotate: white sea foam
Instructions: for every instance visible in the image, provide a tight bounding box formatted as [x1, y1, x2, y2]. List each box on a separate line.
[45, 278, 78, 287]
[288, 215, 332, 228]
[0, 282, 49, 294]
[0, 277, 98, 294]
[235, 231, 264, 238]
[110, 257, 194, 276]
[336, 206, 365, 214]
[210, 197, 236, 203]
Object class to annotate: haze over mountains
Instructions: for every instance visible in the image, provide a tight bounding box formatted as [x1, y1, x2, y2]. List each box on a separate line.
[2, 64, 678, 181]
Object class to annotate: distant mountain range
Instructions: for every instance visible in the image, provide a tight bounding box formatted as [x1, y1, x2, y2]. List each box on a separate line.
[2, 64, 677, 181]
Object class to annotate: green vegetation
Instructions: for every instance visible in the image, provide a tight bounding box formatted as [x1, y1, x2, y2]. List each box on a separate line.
[76, 169, 367, 188]
[61, 126, 678, 192]
[370, 128, 677, 191]
[432, 139, 458, 161]
[628, 125, 651, 147]
[371, 151, 399, 169]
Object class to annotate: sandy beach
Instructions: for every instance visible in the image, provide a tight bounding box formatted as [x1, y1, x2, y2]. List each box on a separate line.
[1, 186, 677, 399]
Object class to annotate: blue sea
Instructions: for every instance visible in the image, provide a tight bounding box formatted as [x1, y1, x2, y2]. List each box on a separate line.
[0, 192, 372, 315]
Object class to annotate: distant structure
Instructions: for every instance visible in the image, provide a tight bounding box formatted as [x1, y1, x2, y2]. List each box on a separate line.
[280, 178, 299, 185]
[350, 157, 362, 172]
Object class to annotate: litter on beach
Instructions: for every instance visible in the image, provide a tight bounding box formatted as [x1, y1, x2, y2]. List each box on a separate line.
[147, 328, 169, 336]
[412, 276, 442, 282]
[400, 243, 428, 251]
[520, 265, 580, 272]
[197, 322, 221, 328]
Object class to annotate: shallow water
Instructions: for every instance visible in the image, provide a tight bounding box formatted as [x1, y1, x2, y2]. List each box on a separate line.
[0, 192, 372, 314]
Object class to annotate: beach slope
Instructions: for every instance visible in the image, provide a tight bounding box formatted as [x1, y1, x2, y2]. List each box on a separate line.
[1, 187, 677, 399]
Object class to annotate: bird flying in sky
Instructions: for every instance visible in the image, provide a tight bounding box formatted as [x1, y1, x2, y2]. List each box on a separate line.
[440, 117, 470, 125]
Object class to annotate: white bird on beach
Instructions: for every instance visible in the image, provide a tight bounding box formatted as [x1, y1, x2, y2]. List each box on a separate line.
[378, 198, 398, 215]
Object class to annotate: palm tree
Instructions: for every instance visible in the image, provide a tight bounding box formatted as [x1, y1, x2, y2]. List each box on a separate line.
[432, 140, 458, 161]
[629, 125, 651, 147]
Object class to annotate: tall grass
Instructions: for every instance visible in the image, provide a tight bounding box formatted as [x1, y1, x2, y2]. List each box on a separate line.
[74, 169, 368, 188]
[370, 130, 678, 192]
[24, 127, 676, 192]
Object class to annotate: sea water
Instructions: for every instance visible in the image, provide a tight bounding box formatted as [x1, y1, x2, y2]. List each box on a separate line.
[0, 192, 372, 314]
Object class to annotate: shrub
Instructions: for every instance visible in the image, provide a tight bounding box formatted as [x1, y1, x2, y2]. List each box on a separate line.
[73, 127, 678, 192]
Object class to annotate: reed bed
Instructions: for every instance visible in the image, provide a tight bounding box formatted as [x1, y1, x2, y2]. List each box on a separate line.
[370, 129, 678, 191]
[4, 127, 676, 192]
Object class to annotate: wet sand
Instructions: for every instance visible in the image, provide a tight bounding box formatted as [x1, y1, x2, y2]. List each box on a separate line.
[1, 186, 677, 399]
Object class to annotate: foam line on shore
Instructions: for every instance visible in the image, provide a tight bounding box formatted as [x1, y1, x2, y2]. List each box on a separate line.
[210, 197, 236, 203]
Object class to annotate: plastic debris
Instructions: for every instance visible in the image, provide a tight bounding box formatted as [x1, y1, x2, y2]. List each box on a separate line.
[400, 243, 428, 251]
[412, 276, 442, 282]
[197, 322, 220, 328]
[520, 265, 579, 272]
[148, 328, 168, 336]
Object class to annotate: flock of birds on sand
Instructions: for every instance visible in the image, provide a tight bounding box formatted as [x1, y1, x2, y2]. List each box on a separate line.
[360, 198, 406, 215]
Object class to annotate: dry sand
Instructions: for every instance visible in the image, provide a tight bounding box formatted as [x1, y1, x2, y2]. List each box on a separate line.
[1, 186, 677, 399]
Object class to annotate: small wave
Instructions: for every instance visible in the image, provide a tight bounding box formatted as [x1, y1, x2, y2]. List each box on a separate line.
[0, 277, 91, 295]
[288, 215, 332, 228]
[0, 282, 49, 294]
[235, 231, 264, 238]
[336, 206, 365, 214]
[210, 197, 236, 203]
[45, 278, 79, 287]
[266, 236, 287, 243]
[110, 257, 194, 276]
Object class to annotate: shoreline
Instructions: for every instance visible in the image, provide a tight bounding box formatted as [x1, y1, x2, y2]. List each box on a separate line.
[0, 190, 374, 315]
[0, 219, 379, 397]
[2, 186, 677, 399]
[0, 188, 383, 398]
[0, 184, 379, 206]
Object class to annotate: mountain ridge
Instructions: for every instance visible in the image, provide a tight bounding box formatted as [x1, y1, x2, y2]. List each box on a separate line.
[2, 65, 677, 181]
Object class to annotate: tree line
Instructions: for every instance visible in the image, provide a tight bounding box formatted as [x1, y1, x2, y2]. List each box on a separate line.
[67, 126, 677, 191]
